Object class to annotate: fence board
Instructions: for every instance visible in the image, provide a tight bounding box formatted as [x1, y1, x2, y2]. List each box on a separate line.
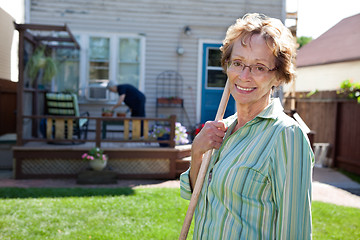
[285, 93, 360, 175]
[336, 102, 360, 173]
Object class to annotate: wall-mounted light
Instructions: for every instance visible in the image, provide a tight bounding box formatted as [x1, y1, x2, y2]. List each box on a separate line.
[184, 25, 192, 36]
[177, 47, 185, 56]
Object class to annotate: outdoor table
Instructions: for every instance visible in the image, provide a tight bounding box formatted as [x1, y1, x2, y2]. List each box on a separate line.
[102, 118, 124, 139]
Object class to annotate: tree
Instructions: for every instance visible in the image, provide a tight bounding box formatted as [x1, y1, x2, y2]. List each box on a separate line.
[297, 36, 312, 49]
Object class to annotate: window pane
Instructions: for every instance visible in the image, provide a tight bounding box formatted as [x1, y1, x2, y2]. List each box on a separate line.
[117, 38, 140, 87]
[90, 37, 109, 60]
[207, 69, 227, 88]
[54, 48, 80, 93]
[206, 47, 226, 88]
[89, 37, 109, 82]
[118, 63, 139, 86]
[89, 61, 109, 80]
[119, 39, 140, 62]
[208, 49, 222, 67]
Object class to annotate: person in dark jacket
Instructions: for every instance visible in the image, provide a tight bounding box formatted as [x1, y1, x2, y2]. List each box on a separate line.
[107, 81, 146, 117]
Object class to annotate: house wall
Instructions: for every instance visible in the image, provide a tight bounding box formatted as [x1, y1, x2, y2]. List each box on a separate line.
[0, 7, 14, 81]
[28, 0, 284, 128]
[0, 0, 25, 82]
[294, 60, 360, 92]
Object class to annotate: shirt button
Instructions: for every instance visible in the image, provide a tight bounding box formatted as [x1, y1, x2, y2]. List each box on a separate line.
[208, 170, 213, 184]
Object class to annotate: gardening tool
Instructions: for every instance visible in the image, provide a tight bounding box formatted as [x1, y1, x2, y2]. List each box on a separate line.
[179, 80, 230, 239]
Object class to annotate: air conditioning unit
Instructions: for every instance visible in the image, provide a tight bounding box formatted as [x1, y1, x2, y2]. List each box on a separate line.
[86, 85, 109, 101]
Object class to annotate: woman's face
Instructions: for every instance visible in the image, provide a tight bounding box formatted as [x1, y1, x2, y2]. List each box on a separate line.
[227, 34, 281, 111]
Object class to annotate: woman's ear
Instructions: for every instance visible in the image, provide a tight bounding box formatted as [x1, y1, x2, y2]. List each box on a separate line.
[273, 78, 282, 88]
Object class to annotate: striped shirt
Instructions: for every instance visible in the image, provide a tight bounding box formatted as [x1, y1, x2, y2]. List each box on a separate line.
[180, 98, 314, 239]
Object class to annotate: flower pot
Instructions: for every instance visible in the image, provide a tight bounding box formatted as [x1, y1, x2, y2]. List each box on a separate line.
[116, 112, 126, 117]
[158, 133, 170, 147]
[89, 159, 107, 171]
[102, 112, 113, 117]
[157, 97, 183, 105]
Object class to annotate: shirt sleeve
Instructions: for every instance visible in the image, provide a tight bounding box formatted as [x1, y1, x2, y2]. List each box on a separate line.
[179, 168, 192, 200]
[271, 125, 314, 239]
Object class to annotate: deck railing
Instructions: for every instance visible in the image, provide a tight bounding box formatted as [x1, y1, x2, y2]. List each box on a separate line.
[18, 114, 177, 148]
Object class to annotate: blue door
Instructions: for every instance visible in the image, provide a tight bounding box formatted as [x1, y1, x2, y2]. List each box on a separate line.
[200, 43, 235, 123]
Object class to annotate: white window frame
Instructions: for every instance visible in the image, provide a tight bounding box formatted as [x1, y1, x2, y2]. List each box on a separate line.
[75, 31, 146, 102]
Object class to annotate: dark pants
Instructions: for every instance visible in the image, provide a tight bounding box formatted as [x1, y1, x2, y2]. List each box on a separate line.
[130, 99, 146, 136]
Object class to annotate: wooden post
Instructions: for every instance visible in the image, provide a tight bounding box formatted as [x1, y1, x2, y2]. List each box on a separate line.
[124, 120, 130, 140]
[67, 119, 73, 139]
[169, 115, 176, 148]
[95, 118, 101, 147]
[132, 119, 141, 140]
[16, 25, 24, 146]
[46, 118, 53, 139]
[143, 120, 149, 140]
[54, 119, 65, 139]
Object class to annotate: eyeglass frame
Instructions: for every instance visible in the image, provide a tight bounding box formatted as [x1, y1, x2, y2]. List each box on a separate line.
[227, 60, 278, 75]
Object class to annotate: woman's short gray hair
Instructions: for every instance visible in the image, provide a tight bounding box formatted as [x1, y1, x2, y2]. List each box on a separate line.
[220, 13, 296, 84]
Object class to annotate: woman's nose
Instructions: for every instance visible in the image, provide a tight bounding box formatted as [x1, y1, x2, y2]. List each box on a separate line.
[239, 66, 252, 80]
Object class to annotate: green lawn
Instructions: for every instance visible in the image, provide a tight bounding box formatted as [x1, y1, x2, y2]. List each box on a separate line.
[0, 187, 359, 239]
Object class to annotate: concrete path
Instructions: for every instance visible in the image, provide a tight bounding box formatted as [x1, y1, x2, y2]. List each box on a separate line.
[312, 167, 360, 208]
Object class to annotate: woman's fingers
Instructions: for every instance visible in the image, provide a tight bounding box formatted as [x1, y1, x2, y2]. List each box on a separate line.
[194, 120, 227, 152]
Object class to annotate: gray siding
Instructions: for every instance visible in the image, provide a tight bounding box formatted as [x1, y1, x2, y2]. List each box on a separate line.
[29, 0, 284, 128]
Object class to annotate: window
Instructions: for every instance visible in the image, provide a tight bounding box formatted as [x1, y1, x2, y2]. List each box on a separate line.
[206, 48, 227, 89]
[54, 46, 80, 93]
[89, 37, 110, 84]
[53, 33, 145, 101]
[117, 38, 141, 87]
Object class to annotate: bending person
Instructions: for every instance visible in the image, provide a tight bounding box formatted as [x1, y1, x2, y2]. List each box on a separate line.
[107, 81, 146, 118]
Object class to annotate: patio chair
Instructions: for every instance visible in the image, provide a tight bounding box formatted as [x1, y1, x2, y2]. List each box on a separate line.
[45, 92, 89, 143]
[313, 143, 331, 167]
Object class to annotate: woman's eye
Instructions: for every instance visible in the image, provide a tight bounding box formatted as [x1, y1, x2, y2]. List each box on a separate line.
[233, 61, 242, 67]
[255, 65, 266, 72]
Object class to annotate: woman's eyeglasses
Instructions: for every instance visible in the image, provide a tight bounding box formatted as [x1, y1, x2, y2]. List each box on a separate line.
[227, 60, 277, 76]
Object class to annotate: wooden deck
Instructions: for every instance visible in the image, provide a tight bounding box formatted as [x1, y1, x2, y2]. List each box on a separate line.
[13, 141, 191, 180]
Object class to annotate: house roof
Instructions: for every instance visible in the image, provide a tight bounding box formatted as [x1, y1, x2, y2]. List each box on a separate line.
[296, 13, 360, 67]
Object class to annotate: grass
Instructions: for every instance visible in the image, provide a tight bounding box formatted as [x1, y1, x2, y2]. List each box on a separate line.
[0, 187, 359, 239]
[0, 187, 193, 240]
[312, 201, 360, 239]
[338, 168, 360, 184]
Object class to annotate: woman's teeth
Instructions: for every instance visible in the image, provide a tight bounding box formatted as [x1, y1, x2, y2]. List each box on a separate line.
[236, 85, 255, 91]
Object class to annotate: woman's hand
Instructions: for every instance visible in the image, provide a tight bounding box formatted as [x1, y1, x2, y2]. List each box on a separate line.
[189, 120, 227, 189]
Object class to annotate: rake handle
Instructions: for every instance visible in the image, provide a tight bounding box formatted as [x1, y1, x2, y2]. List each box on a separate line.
[179, 80, 230, 240]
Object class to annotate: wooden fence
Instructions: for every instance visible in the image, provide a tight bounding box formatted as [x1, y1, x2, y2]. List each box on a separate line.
[285, 91, 360, 175]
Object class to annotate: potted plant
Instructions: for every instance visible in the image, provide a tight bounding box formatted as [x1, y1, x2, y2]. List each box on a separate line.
[81, 147, 108, 171]
[157, 97, 183, 105]
[337, 79, 360, 103]
[102, 108, 114, 117]
[150, 122, 189, 146]
[116, 111, 126, 117]
[25, 45, 57, 86]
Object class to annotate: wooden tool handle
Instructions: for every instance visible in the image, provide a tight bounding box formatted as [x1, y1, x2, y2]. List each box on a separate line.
[179, 80, 230, 239]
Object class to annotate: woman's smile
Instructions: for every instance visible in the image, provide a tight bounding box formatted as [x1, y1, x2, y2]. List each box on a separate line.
[235, 84, 256, 92]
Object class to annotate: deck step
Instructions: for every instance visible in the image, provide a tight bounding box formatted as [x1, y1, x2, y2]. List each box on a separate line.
[175, 157, 190, 177]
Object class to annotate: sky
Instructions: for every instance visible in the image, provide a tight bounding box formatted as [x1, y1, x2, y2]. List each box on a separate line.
[286, 0, 360, 39]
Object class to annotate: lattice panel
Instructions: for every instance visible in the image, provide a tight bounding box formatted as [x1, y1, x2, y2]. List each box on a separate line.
[108, 158, 170, 174]
[22, 158, 88, 174]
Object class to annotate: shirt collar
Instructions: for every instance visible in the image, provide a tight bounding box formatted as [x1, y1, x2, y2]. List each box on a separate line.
[222, 98, 284, 130]
[257, 97, 284, 120]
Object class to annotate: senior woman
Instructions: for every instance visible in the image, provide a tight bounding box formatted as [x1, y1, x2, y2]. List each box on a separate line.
[180, 13, 314, 239]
